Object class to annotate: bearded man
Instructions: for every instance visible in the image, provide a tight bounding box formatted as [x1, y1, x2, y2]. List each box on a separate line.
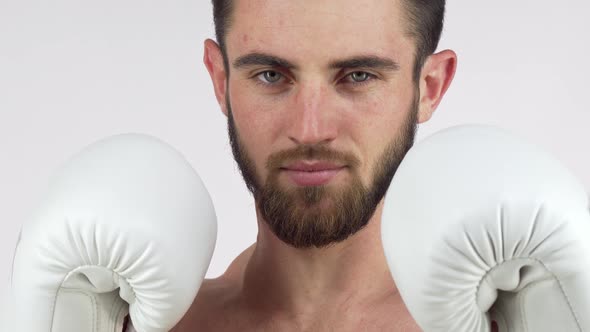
[174, 0, 459, 330]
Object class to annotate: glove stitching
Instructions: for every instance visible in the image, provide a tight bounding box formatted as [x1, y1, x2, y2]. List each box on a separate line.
[53, 264, 109, 332]
[52, 288, 98, 332]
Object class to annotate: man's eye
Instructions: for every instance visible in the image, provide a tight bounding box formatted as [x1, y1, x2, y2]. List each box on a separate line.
[256, 71, 283, 84]
[348, 71, 372, 83]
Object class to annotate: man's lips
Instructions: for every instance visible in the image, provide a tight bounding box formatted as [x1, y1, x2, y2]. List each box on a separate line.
[282, 161, 345, 172]
[280, 161, 346, 186]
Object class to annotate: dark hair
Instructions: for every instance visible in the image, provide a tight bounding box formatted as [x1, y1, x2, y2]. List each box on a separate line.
[211, 0, 445, 81]
[212, 0, 233, 71]
[400, 0, 446, 81]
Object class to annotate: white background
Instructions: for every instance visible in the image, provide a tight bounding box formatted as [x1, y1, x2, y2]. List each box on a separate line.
[1, 0, 589, 317]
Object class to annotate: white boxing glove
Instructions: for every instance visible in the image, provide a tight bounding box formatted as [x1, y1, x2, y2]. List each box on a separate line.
[10, 134, 217, 332]
[382, 125, 590, 332]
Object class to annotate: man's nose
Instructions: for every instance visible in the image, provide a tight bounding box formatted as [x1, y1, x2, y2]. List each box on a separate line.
[286, 81, 339, 146]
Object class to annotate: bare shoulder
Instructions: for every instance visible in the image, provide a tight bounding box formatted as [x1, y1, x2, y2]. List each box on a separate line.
[170, 244, 256, 332]
[170, 277, 235, 331]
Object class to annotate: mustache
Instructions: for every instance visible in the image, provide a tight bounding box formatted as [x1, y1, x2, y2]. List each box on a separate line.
[266, 144, 361, 170]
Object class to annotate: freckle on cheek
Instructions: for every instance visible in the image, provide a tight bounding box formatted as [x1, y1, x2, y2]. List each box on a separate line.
[242, 34, 249, 44]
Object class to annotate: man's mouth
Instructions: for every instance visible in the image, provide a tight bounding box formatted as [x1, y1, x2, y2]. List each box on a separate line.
[281, 161, 346, 186]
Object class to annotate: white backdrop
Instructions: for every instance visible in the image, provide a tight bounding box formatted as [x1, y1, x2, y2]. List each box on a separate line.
[1, 0, 589, 315]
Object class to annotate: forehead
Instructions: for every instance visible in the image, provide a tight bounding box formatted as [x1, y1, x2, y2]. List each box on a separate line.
[226, 0, 414, 66]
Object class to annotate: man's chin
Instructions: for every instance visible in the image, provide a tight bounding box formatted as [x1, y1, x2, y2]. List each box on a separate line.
[257, 170, 376, 248]
[296, 194, 337, 211]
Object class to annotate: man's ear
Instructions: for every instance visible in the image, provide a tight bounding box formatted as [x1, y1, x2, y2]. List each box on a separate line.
[203, 39, 229, 117]
[417, 49, 457, 124]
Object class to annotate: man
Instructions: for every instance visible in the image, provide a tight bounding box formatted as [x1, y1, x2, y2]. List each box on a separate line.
[174, 0, 458, 330]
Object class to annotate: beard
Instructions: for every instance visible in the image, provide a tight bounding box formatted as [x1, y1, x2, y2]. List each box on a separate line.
[227, 90, 419, 249]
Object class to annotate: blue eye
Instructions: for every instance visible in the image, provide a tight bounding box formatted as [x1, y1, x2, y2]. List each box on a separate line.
[344, 71, 377, 86]
[350, 71, 371, 83]
[257, 71, 283, 84]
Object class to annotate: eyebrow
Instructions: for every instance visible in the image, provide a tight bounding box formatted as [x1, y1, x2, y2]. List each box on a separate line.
[329, 56, 400, 72]
[233, 52, 400, 72]
[233, 53, 298, 70]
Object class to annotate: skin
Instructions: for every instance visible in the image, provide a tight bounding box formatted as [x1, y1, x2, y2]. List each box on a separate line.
[172, 0, 459, 330]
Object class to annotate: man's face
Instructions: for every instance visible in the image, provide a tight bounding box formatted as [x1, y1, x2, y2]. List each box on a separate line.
[223, 0, 421, 248]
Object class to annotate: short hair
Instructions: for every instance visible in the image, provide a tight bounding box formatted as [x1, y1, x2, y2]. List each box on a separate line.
[211, 0, 445, 82]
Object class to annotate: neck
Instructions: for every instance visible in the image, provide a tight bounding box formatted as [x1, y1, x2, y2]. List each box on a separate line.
[240, 200, 398, 316]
